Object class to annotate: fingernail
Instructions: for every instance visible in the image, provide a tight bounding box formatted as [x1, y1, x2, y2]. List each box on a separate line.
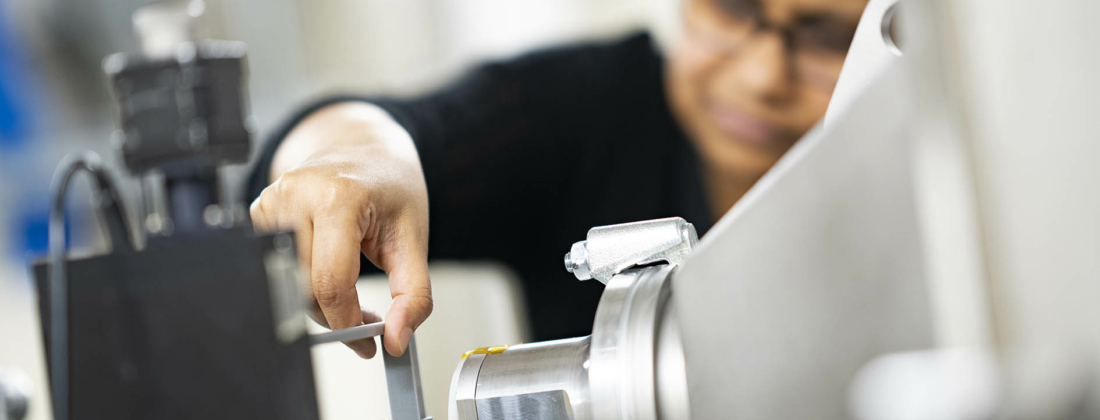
[400, 327, 413, 352]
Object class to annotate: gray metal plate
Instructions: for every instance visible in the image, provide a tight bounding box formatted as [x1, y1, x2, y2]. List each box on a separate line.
[671, 67, 934, 419]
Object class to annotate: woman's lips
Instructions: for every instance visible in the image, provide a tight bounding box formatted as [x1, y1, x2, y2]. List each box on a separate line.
[709, 103, 784, 149]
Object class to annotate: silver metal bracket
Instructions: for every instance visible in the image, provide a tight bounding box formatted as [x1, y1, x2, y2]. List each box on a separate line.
[564, 217, 698, 284]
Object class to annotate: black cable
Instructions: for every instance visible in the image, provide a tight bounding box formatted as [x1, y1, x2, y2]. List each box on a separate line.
[47, 151, 134, 420]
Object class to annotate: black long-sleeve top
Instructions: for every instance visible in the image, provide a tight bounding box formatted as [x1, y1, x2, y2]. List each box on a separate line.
[246, 32, 713, 341]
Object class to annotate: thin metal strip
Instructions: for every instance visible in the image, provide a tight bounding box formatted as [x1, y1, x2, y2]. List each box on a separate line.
[308, 321, 386, 345]
[383, 335, 429, 420]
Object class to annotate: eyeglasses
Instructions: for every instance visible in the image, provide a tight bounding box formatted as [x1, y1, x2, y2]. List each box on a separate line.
[683, 0, 858, 92]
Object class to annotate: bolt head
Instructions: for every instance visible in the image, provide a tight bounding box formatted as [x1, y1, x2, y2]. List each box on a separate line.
[567, 241, 592, 280]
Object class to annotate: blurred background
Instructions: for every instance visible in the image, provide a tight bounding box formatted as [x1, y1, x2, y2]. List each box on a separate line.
[0, 0, 679, 419]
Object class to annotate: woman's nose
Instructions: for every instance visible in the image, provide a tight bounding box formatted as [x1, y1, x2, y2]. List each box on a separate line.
[722, 31, 796, 104]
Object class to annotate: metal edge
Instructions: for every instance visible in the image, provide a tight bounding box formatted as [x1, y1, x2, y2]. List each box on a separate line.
[455, 353, 487, 420]
[621, 265, 674, 420]
[588, 265, 675, 420]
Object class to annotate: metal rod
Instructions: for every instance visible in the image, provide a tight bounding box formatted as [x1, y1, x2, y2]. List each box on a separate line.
[308, 321, 386, 345]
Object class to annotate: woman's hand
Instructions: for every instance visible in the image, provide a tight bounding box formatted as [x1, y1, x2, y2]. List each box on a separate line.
[251, 102, 432, 358]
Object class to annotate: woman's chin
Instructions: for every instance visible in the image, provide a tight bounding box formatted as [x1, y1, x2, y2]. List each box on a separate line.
[696, 131, 785, 177]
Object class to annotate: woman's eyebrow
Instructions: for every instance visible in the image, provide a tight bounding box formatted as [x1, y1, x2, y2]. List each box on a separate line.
[713, 0, 762, 17]
[790, 10, 861, 28]
[800, 11, 858, 27]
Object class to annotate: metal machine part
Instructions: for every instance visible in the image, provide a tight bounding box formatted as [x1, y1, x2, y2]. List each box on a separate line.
[132, 0, 204, 59]
[823, 0, 901, 127]
[383, 337, 431, 420]
[455, 337, 592, 419]
[564, 217, 697, 284]
[103, 0, 251, 235]
[449, 219, 695, 420]
[0, 368, 31, 420]
[590, 266, 685, 420]
[673, 61, 932, 420]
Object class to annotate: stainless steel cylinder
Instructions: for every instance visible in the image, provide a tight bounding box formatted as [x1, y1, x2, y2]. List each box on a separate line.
[448, 264, 690, 420]
[450, 337, 592, 419]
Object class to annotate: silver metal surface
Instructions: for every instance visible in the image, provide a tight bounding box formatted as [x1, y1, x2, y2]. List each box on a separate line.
[848, 0, 1100, 417]
[451, 353, 486, 420]
[472, 337, 593, 420]
[654, 297, 690, 420]
[564, 217, 697, 284]
[824, 0, 902, 127]
[589, 265, 676, 420]
[309, 321, 386, 345]
[450, 217, 696, 420]
[672, 62, 933, 419]
[476, 391, 575, 420]
[0, 368, 31, 420]
[383, 336, 430, 420]
[449, 263, 688, 420]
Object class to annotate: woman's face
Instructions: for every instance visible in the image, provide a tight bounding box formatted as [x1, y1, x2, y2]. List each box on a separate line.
[667, 0, 867, 177]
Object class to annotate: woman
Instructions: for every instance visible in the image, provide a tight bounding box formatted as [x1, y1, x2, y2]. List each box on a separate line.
[247, 0, 868, 359]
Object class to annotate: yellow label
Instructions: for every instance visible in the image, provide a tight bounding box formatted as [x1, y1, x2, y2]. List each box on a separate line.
[461, 345, 510, 359]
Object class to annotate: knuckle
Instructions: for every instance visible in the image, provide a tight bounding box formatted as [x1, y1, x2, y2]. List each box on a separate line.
[249, 191, 274, 227]
[409, 292, 434, 320]
[319, 183, 343, 206]
[317, 181, 370, 219]
[421, 297, 434, 319]
[312, 278, 345, 307]
[328, 176, 363, 199]
[249, 198, 263, 219]
[277, 165, 372, 223]
[257, 185, 281, 209]
[278, 168, 308, 186]
[276, 169, 320, 199]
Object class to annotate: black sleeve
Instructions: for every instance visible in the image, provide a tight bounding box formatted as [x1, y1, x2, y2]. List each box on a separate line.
[245, 33, 658, 270]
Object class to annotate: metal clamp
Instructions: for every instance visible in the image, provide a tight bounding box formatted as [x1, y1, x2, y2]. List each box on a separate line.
[564, 217, 698, 284]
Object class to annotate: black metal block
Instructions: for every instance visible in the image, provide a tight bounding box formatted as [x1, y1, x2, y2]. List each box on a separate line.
[33, 229, 318, 420]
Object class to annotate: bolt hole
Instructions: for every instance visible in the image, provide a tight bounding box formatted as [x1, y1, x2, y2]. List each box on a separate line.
[882, 2, 903, 56]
